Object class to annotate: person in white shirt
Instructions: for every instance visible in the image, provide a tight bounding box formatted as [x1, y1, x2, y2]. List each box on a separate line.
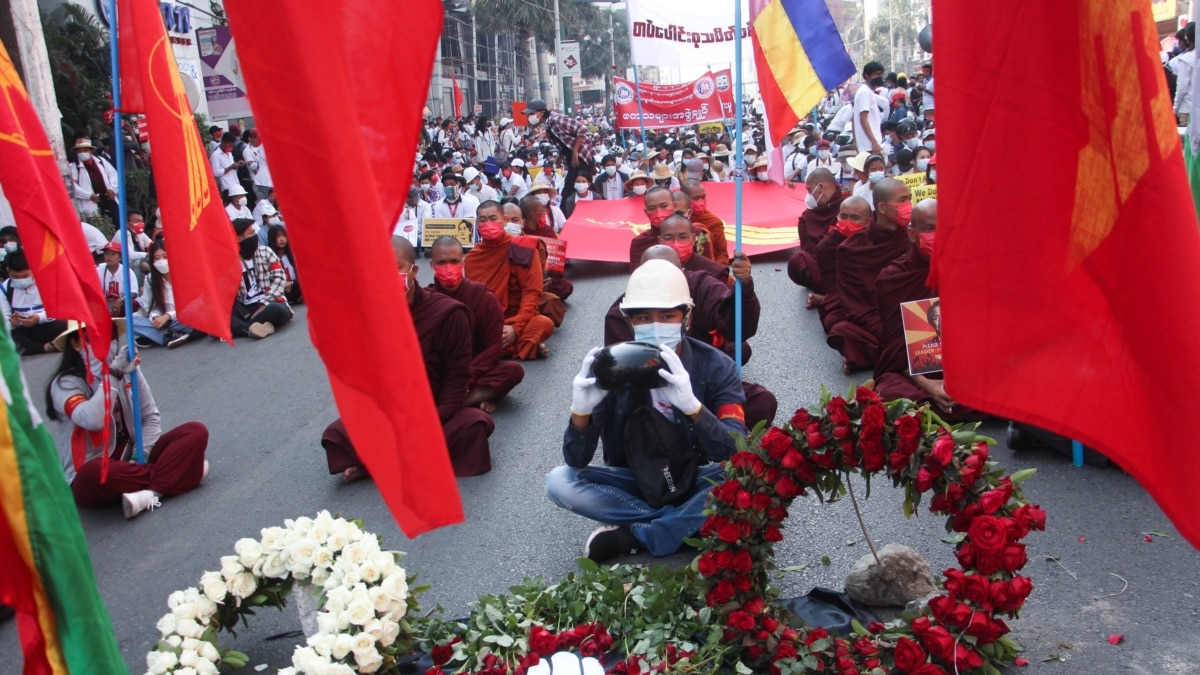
[500, 159, 531, 200]
[209, 132, 244, 200]
[394, 187, 431, 247]
[80, 220, 109, 258]
[206, 125, 222, 156]
[132, 241, 195, 349]
[69, 137, 119, 221]
[593, 154, 630, 200]
[472, 119, 497, 162]
[498, 118, 519, 157]
[96, 241, 139, 317]
[804, 140, 842, 181]
[1171, 25, 1196, 121]
[846, 151, 885, 207]
[431, 173, 479, 220]
[225, 185, 253, 222]
[2, 250, 69, 355]
[243, 128, 273, 201]
[784, 136, 809, 184]
[853, 61, 887, 156]
[252, 191, 281, 229]
[113, 211, 152, 267]
[528, 183, 566, 233]
[463, 167, 500, 203]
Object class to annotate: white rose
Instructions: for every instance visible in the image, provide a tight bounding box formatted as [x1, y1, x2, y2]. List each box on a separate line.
[308, 632, 336, 657]
[324, 663, 356, 675]
[368, 586, 391, 613]
[350, 632, 376, 655]
[345, 598, 375, 626]
[175, 668, 198, 675]
[362, 619, 384, 641]
[194, 597, 218, 620]
[182, 588, 202, 603]
[182, 637, 202, 651]
[309, 524, 330, 544]
[331, 633, 355, 660]
[155, 613, 178, 637]
[200, 572, 228, 603]
[178, 648, 199, 667]
[290, 538, 319, 568]
[378, 619, 401, 648]
[262, 552, 289, 579]
[198, 641, 219, 662]
[341, 543, 368, 565]
[146, 650, 178, 674]
[386, 599, 408, 621]
[291, 646, 322, 671]
[359, 562, 381, 584]
[311, 566, 331, 587]
[167, 590, 187, 609]
[235, 538, 264, 568]
[172, 601, 200, 622]
[381, 573, 408, 602]
[166, 635, 182, 649]
[355, 648, 384, 674]
[194, 659, 219, 675]
[228, 572, 257, 600]
[312, 546, 335, 569]
[175, 618, 205, 639]
[340, 567, 362, 587]
[219, 555, 243, 581]
[313, 510, 336, 528]
[369, 552, 396, 578]
[316, 612, 339, 636]
[260, 526, 286, 551]
[335, 610, 351, 631]
[326, 532, 349, 552]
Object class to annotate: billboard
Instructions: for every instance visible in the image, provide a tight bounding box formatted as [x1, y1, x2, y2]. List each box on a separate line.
[196, 26, 252, 121]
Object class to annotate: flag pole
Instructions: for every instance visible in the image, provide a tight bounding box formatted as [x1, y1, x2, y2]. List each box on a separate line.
[631, 61, 649, 151]
[106, 0, 146, 464]
[732, 0, 744, 375]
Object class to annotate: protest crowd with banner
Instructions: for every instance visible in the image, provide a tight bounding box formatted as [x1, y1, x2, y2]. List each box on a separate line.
[3, 0, 1200, 672]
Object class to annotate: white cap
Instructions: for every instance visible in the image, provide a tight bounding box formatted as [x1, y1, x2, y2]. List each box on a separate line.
[620, 259, 693, 312]
[260, 203, 278, 216]
[500, 117, 513, 126]
[227, 185, 248, 197]
[463, 167, 481, 184]
[510, 158, 526, 168]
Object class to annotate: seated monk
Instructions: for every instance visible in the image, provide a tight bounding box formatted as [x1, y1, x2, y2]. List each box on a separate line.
[680, 179, 730, 265]
[519, 194, 573, 301]
[786, 168, 845, 306]
[874, 200, 979, 422]
[465, 200, 555, 360]
[670, 191, 716, 262]
[825, 178, 912, 374]
[604, 245, 777, 428]
[428, 235, 525, 413]
[324, 237, 493, 479]
[657, 214, 731, 285]
[815, 196, 872, 324]
[629, 186, 677, 270]
[503, 201, 568, 327]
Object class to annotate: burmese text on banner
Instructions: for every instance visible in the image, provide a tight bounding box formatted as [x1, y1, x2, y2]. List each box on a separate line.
[223, 0, 463, 537]
[614, 69, 734, 131]
[560, 182, 804, 263]
[934, 0, 1200, 549]
[626, 0, 750, 67]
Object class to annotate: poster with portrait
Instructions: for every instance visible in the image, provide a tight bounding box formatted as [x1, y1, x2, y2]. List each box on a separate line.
[422, 218, 476, 249]
[900, 297, 943, 375]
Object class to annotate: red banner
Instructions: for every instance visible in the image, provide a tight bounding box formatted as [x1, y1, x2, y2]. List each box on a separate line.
[613, 69, 734, 130]
[560, 181, 804, 262]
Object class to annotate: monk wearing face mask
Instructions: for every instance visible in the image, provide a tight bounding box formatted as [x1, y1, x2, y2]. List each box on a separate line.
[629, 187, 681, 271]
[823, 178, 912, 374]
[680, 180, 730, 265]
[787, 168, 846, 306]
[809, 196, 873, 318]
[656, 215, 730, 285]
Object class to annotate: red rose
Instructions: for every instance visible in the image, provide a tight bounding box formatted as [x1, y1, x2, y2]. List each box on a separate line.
[807, 431, 829, 449]
[732, 550, 754, 573]
[953, 644, 985, 671]
[967, 515, 1009, 553]
[700, 515, 725, 537]
[855, 386, 882, 406]
[832, 424, 852, 441]
[697, 551, 719, 577]
[715, 550, 734, 569]
[792, 455, 817, 483]
[861, 438, 885, 472]
[529, 625, 558, 656]
[962, 572, 992, 608]
[767, 505, 789, 522]
[829, 406, 851, 427]
[930, 434, 955, 467]
[718, 522, 742, 543]
[812, 449, 838, 470]
[835, 656, 857, 674]
[942, 568, 966, 600]
[852, 636, 880, 657]
[974, 551, 1004, 575]
[580, 639, 603, 658]
[763, 467, 780, 484]
[896, 414, 921, 451]
[762, 616, 778, 632]
[928, 595, 971, 628]
[909, 666, 949, 675]
[888, 450, 911, 472]
[841, 440, 860, 468]
[743, 597, 766, 615]
[965, 610, 1009, 644]
[920, 625, 956, 662]
[735, 490, 752, 510]
[781, 449, 804, 470]
[774, 640, 797, 660]
[991, 576, 1034, 613]
[733, 574, 752, 591]
[972, 441, 989, 462]
[951, 503, 982, 533]
[915, 467, 935, 493]
[893, 636, 928, 672]
[1012, 503, 1047, 536]
[1001, 542, 1028, 572]
[776, 475, 801, 499]
[765, 524, 784, 542]
[803, 627, 829, 646]
[861, 404, 886, 433]
[910, 616, 932, 637]
[430, 643, 454, 665]
[761, 428, 794, 460]
[979, 486, 1012, 514]
[706, 580, 735, 606]
[556, 627, 584, 650]
[751, 493, 772, 511]
[790, 408, 811, 429]
[729, 452, 758, 470]
[727, 610, 755, 631]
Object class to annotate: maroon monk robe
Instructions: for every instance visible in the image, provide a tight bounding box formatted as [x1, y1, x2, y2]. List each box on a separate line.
[815, 230, 849, 328]
[431, 278, 525, 402]
[799, 189, 845, 254]
[323, 286, 494, 476]
[631, 224, 731, 279]
[629, 226, 661, 272]
[874, 249, 979, 422]
[825, 222, 909, 372]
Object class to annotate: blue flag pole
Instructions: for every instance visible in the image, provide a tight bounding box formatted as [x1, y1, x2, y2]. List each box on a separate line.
[631, 61, 649, 152]
[106, 0, 146, 464]
[732, 0, 744, 376]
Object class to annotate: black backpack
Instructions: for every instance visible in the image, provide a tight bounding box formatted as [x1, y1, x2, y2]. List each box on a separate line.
[622, 404, 706, 509]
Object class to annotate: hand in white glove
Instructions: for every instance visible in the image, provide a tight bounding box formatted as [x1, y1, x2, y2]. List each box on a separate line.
[570, 347, 608, 416]
[657, 347, 702, 417]
[109, 346, 140, 377]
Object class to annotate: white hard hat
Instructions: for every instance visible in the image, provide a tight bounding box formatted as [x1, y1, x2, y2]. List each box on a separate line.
[227, 185, 248, 197]
[620, 259, 693, 312]
[463, 167, 481, 184]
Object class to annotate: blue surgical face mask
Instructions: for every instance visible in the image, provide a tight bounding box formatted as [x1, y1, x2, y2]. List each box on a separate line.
[632, 321, 684, 350]
[916, 158, 930, 172]
[868, 171, 885, 184]
[925, 140, 936, 152]
[818, 149, 831, 160]
[10, 277, 34, 290]
[929, 169, 938, 183]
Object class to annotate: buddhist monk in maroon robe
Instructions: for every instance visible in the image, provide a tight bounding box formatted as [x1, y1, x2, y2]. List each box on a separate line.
[873, 200, 978, 422]
[605, 245, 778, 428]
[812, 196, 872, 321]
[825, 178, 912, 373]
[465, 201, 555, 360]
[323, 238, 494, 479]
[787, 168, 845, 302]
[429, 236, 524, 413]
[681, 179, 731, 265]
[629, 186, 677, 270]
[671, 190, 720, 263]
[654, 215, 732, 285]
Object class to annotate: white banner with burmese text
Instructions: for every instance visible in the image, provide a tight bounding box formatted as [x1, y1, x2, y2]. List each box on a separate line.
[626, 0, 751, 67]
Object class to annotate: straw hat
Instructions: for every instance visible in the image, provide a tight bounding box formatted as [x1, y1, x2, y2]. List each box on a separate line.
[52, 318, 127, 353]
[752, 155, 769, 169]
[528, 182, 554, 195]
[710, 160, 726, 172]
[72, 138, 96, 150]
[649, 164, 674, 180]
[623, 170, 651, 191]
[712, 143, 731, 157]
[846, 151, 872, 173]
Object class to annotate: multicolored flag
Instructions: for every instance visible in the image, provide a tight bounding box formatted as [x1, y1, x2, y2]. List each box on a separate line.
[118, 0, 241, 341]
[749, 0, 855, 183]
[223, 0, 463, 536]
[935, 0, 1200, 549]
[0, 41, 112, 356]
[0, 323, 126, 673]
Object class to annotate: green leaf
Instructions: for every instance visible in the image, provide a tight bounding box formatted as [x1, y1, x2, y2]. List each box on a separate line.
[850, 619, 868, 636]
[1148, 529, 1172, 538]
[1009, 468, 1038, 484]
[780, 564, 808, 572]
[845, 539, 857, 547]
[483, 634, 515, 647]
[821, 555, 831, 565]
[735, 661, 754, 674]
[576, 557, 599, 572]
[1041, 654, 1066, 662]
[941, 532, 966, 545]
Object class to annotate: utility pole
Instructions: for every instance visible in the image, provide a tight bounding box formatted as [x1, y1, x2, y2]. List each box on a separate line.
[888, 0, 896, 72]
[554, 0, 573, 112]
[609, 8, 616, 111]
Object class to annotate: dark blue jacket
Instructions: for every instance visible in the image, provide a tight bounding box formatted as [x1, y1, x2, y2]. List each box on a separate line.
[563, 338, 747, 469]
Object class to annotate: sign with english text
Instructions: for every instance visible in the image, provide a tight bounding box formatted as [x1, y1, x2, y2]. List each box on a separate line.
[613, 69, 735, 130]
[626, 0, 751, 67]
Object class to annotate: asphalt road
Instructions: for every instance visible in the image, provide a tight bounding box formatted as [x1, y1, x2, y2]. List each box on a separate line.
[2, 251, 1197, 674]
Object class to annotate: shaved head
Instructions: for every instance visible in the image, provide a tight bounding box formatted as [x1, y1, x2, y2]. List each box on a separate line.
[872, 177, 908, 208]
[641, 244, 682, 268]
[672, 191, 691, 211]
[806, 167, 836, 189]
[431, 235, 464, 266]
[913, 198, 937, 226]
[659, 214, 693, 238]
[392, 236, 416, 267]
[840, 195, 872, 225]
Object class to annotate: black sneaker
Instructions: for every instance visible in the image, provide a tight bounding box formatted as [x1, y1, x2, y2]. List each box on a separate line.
[166, 331, 189, 349]
[134, 336, 155, 348]
[583, 526, 642, 562]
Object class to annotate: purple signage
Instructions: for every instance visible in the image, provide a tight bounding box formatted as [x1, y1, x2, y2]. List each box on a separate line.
[196, 26, 252, 122]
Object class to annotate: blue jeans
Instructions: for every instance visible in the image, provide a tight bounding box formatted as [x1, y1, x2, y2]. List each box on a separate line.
[132, 315, 192, 345]
[545, 464, 725, 556]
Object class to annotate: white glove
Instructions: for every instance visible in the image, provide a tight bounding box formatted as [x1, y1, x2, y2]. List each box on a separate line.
[109, 346, 138, 377]
[657, 347, 702, 417]
[570, 347, 608, 416]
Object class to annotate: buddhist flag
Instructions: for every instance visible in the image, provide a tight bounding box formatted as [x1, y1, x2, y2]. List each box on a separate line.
[934, 1, 1200, 549]
[749, 0, 854, 182]
[0, 42, 111, 356]
[0, 324, 126, 673]
[118, 0, 240, 341]
[223, 0, 463, 536]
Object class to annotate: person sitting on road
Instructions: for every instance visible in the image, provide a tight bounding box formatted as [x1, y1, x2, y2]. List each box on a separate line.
[132, 241, 198, 349]
[46, 320, 210, 519]
[231, 218, 292, 339]
[267, 224, 302, 305]
[2, 250, 69, 356]
[546, 260, 748, 562]
[224, 185, 253, 222]
[96, 241, 139, 317]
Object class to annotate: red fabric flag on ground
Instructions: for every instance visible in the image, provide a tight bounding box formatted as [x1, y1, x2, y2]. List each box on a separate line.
[118, 0, 240, 341]
[451, 71, 464, 119]
[934, 1, 1200, 549]
[223, 0, 462, 536]
[0, 42, 111, 355]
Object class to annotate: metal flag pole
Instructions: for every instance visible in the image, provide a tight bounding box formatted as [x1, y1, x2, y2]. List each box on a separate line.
[630, 61, 649, 151]
[732, 0, 744, 376]
[106, 0, 146, 463]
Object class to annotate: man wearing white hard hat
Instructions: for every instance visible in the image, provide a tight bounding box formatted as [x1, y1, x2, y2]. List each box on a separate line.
[546, 260, 747, 563]
[224, 184, 253, 222]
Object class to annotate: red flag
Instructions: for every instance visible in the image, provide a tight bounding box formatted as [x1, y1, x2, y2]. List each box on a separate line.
[118, 0, 240, 341]
[223, 0, 463, 536]
[934, 1, 1200, 549]
[451, 71, 464, 118]
[0, 41, 111, 354]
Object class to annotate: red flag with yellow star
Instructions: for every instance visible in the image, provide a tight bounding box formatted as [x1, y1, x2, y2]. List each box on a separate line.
[0, 41, 111, 354]
[118, 0, 240, 341]
[934, 1, 1200, 549]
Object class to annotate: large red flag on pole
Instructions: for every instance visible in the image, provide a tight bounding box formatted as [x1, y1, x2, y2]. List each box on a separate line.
[223, 0, 463, 536]
[0, 42, 111, 355]
[117, 0, 240, 341]
[933, 0, 1200, 549]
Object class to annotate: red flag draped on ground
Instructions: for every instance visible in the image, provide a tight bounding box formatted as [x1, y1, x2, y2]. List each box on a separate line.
[0, 42, 111, 355]
[118, 0, 240, 341]
[223, 0, 462, 536]
[934, 1, 1200, 549]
